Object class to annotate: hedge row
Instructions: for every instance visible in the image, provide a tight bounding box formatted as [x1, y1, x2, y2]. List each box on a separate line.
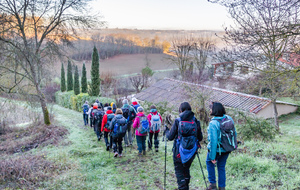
[55, 91, 115, 112]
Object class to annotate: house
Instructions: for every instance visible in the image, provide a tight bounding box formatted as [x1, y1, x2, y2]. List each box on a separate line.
[134, 78, 299, 119]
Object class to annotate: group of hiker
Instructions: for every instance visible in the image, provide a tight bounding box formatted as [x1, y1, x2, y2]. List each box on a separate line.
[82, 98, 237, 190]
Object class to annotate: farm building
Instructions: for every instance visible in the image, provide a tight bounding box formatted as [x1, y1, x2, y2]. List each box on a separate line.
[134, 78, 299, 119]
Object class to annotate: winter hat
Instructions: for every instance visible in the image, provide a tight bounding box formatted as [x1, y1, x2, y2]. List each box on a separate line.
[93, 103, 98, 109]
[116, 108, 123, 115]
[107, 106, 112, 110]
[122, 99, 128, 104]
[132, 97, 137, 103]
[137, 106, 144, 113]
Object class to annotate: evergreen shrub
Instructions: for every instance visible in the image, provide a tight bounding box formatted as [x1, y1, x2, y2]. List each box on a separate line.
[55, 91, 114, 112]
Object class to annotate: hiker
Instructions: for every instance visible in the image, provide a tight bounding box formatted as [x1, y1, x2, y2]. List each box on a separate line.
[82, 101, 89, 126]
[87, 104, 94, 128]
[93, 104, 104, 141]
[131, 97, 140, 112]
[91, 103, 99, 129]
[133, 106, 149, 156]
[109, 108, 127, 157]
[101, 106, 114, 151]
[121, 99, 136, 146]
[103, 103, 109, 112]
[95, 99, 103, 110]
[206, 102, 236, 190]
[147, 105, 162, 152]
[165, 102, 203, 190]
[111, 102, 117, 114]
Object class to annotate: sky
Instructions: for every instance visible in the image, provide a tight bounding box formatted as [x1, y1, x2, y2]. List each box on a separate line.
[91, 0, 234, 30]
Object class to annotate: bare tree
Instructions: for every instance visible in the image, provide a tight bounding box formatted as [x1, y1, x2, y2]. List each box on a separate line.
[129, 74, 146, 93]
[101, 71, 116, 97]
[210, 0, 300, 130]
[169, 36, 194, 80]
[0, 0, 101, 125]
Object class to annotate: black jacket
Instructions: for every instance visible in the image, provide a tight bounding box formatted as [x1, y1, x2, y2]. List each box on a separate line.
[167, 110, 203, 159]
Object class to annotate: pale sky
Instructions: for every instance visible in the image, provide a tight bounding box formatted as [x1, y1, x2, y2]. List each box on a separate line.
[90, 0, 233, 30]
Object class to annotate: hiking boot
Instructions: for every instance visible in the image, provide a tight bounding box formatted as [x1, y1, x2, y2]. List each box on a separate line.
[218, 187, 225, 190]
[118, 154, 122, 157]
[114, 152, 118, 157]
[106, 145, 110, 151]
[142, 150, 146, 155]
[155, 148, 158, 152]
[98, 137, 101, 141]
[206, 183, 217, 190]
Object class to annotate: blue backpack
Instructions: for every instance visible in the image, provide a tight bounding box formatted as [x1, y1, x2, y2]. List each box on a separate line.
[113, 117, 127, 138]
[177, 117, 198, 163]
[138, 116, 149, 134]
[83, 104, 89, 114]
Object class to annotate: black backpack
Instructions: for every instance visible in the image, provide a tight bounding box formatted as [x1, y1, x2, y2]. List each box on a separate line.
[178, 118, 197, 150]
[217, 117, 237, 153]
[113, 117, 127, 138]
[94, 110, 104, 124]
[122, 107, 130, 120]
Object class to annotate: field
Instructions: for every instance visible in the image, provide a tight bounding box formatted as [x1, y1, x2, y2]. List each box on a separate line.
[1, 97, 300, 190]
[52, 53, 176, 79]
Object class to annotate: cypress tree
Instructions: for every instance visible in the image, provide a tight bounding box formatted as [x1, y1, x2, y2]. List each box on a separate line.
[81, 63, 88, 93]
[67, 60, 73, 91]
[90, 46, 100, 96]
[61, 63, 66, 92]
[74, 65, 80, 95]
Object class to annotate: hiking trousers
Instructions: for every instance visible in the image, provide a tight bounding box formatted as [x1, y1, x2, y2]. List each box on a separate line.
[173, 154, 196, 190]
[124, 121, 133, 145]
[83, 114, 88, 125]
[206, 152, 229, 188]
[136, 135, 146, 153]
[148, 132, 159, 149]
[104, 131, 112, 147]
[89, 117, 93, 128]
[113, 137, 123, 154]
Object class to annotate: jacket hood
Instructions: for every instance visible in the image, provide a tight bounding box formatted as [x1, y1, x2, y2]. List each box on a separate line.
[150, 111, 158, 115]
[132, 102, 138, 106]
[115, 114, 123, 119]
[137, 112, 145, 117]
[106, 110, 113, 114]
[179, 110, 194, 121]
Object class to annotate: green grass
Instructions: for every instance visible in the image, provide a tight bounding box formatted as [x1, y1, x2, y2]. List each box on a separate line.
[2, 100, 300, 189]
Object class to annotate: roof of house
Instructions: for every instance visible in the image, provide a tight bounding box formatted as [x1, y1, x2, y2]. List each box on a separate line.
[279, 53, 300, 67]
[135, 78, 298, 114]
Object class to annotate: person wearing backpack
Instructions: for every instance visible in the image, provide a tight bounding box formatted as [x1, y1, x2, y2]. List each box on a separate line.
[87, 104, 94, 128]
[206, 102, 237, 190]
[121, 99, 136, 146]
[131, 97, 140, 112]
[111, 102, 117, 114]
[82, 101, 89, 126]
[90, 103, 99, 130]
[147, 105, 162, 152]
[101, 106, 115, 151]
[94, 104, 104, 141]
[109, 108, 127, 157]
[103, 103, 109, 112]
[165, 102, 203, 190]
[133, 106, 149, 156]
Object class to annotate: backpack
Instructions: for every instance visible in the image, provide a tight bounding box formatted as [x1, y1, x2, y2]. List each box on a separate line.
[138, 116, 149, 134]
[122, 107, 130, 120]
[83, 104, 89, 114]
[113, 117, 127, 138]
[94, 110, 104, 124]
[217, 117, 237, 153]
[133, 104, 140, 112]
[150, 113, 161, 132]
[177, 117, 198, 163]
[105, 113, 115, 129]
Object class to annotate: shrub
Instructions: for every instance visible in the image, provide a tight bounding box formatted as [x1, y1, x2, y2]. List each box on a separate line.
[229, 110, 277, 142]
[55, 91, 114, 112]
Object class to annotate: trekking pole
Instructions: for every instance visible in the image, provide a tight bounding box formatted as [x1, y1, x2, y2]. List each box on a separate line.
[164, 125, 167, 190]
[196, 151, 208, 189]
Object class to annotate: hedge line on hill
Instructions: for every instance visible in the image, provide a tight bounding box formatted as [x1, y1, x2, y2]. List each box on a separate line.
[55, 91, 115, 112]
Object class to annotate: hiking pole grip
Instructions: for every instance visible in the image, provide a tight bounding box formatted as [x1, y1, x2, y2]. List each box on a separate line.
[196, 152, 208, 189]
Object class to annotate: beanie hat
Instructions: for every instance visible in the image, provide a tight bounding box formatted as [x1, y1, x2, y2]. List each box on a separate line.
[137, 106, 144, 113]
[132, 97, 137, 102]
[122, 99, 128, 104]
[107, 106, 112, 110]
[93, 103, 98, 109]
[150, 105, 156, 109]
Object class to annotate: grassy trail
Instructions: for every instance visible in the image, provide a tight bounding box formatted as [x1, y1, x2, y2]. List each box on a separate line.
[44, 104, 300, 190]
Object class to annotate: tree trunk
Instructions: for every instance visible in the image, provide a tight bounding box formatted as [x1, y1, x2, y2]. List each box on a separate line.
[36, 84, 51, 125]
[272, 99, 279, 131]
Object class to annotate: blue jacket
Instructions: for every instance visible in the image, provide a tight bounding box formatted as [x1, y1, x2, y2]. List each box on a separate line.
[207, 115, 235, 161]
